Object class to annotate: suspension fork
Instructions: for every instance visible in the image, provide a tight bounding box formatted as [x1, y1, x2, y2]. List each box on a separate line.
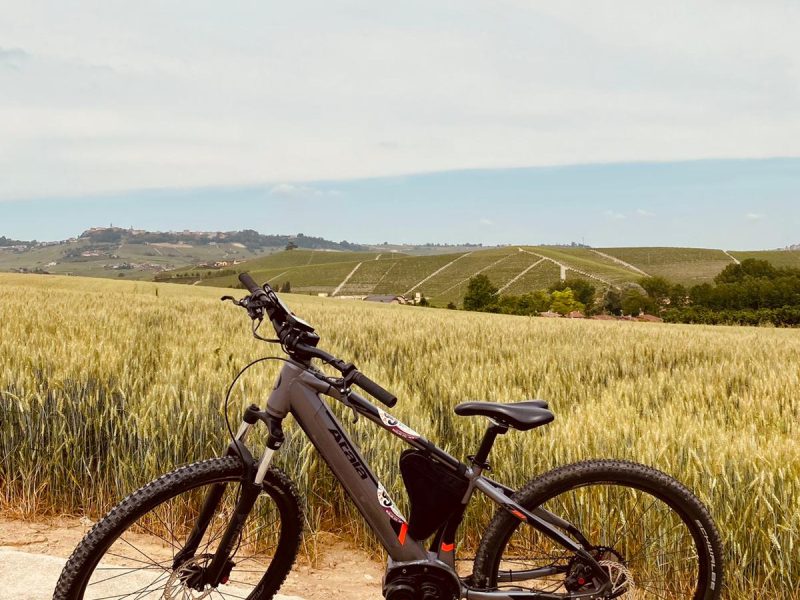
[202, 407, 285, 587]
[171, 416, 256, 570]
[173, 405, 284, 588]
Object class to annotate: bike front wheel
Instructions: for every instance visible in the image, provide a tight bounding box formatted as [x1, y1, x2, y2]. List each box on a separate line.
[472, 460, 723, 600]
[54, 456, 303, 600]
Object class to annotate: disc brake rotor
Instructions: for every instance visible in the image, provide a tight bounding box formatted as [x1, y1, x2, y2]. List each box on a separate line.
[598, 559, 635, 598]
[163, 554, 215, 599]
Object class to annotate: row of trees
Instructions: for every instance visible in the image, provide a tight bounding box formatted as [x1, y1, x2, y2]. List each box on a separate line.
[462, 275, 596, 316]
[461, 273, 667, 317]
[656, 259, 800, 326]
[79, 228, 366, 252]
[459, 259, 800, 326]
[0, 236, 31, 247]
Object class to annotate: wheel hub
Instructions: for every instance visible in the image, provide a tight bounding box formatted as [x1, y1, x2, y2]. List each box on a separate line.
[163, 554, 216, 599]
[565, 547, 634, 598]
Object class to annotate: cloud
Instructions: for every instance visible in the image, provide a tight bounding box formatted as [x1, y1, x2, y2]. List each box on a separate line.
[479, 218, 494, 226]
[745, 212, 764, 221]
[636, 208, 656, 217]
[604, 210, 626, 220]
[2, 2, 800, 199]
[0, 47, 30, 70]
[268, 183, 341, 199]
[0, 47, 29, 60]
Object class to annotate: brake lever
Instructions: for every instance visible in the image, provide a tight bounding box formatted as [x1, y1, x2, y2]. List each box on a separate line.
[220, 295, 250, 308]
[342, 392, 359, 424]
[222, 295, 280, 343]
[326, 376, 359, 424]
[221, 294, 266, 319]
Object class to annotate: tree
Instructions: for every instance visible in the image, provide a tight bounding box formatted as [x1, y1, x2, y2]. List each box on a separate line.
[550, 278, 595, 307]
[620, 289, 656, 315]
[602, 288, 622, 315]
[417, 295, 430, 307]
[639, 276, 672, 306]
[463, 274, 498, 311]
[279, 281, 292, 293]
[446, 301, 457, 310]
[715, 259, 777, 284]
[665, 284, 687, 308]
[285, 241, 298, 251]
[549, 288, 585, 315]
[521, 290, 552, 314]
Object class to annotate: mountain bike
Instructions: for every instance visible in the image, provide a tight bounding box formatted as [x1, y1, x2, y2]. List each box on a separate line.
[54, 273, 723, 600]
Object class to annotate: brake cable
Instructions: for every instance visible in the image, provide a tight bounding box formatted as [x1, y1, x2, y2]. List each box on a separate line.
[251, 318, 279, 344]
[222, 287, 376, 437]
[223, 356, 290, 465]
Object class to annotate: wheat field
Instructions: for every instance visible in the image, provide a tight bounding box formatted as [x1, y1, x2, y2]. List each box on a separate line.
[1, 273, 798, 597]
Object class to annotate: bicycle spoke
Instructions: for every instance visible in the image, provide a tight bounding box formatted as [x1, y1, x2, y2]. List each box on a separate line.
[212, 589, 249, 600]
[150, 506, 178, 560]
[492, 478, 704, 599]
[116, 537, 171, 573]
[90, 571, 170, 600]
[100, 552, 172, 569]
[89, 565, 167, 586]
[608, 495, 658, 550]
[128, 520, 181, 553]
[626, 522, 686, 564]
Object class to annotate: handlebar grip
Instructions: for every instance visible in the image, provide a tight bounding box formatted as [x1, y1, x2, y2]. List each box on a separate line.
[239, 272, 265, 296]
[352, 372, 397, 408]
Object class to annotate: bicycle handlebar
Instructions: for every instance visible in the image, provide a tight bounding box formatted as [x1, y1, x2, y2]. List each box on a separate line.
[238, 272, 267, 297]
[233, 272, 398, 408]
[352, 372, 397, 407]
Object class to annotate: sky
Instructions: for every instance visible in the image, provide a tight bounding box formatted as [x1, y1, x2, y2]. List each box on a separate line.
[3, 158, 799, 249]
[1, 1, 799, 247]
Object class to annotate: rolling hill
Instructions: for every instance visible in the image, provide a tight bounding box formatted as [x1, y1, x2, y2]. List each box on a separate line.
[0, 228, 370, 280]
[156, 245, 800, 307]
[0, 237, 269, 280]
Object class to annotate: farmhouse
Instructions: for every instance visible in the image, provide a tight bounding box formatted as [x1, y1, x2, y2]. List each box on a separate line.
[364, 295, 407, 304]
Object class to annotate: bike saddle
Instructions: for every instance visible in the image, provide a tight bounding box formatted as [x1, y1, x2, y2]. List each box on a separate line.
[454, 400, 554, 431]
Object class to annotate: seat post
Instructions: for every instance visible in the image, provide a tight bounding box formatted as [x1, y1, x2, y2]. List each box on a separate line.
[471, 420, 508, 469]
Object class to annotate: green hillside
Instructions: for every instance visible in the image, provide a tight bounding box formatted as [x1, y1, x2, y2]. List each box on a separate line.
[729, 250, 800, 269]
[25, 239, 790, 307]
[598, 247, 736, 285]
[150, 245, 800, 307]
[0, 238, 276, 280]
[0, 228, 375, 280]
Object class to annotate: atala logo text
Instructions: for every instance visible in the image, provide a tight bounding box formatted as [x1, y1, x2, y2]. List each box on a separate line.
[329, 429, 369, 479]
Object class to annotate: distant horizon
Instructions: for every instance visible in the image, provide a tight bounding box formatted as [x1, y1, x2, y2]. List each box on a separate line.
[2, 157, 799, 250]
[5, 3, 798, 250]
[2, 222, 796, 254]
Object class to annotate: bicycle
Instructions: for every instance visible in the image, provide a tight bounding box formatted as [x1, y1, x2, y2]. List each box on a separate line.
[54, 273, 723, 600]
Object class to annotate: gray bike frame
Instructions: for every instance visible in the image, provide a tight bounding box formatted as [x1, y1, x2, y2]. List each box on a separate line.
[238, 360, 606, 600]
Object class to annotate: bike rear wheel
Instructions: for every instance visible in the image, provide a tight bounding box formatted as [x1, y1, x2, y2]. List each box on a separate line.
[472, 460, 723, 599]
[54, 456, 303, 600]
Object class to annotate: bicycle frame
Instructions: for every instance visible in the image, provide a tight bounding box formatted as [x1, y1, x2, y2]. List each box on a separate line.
[191, 359, 611, 599]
